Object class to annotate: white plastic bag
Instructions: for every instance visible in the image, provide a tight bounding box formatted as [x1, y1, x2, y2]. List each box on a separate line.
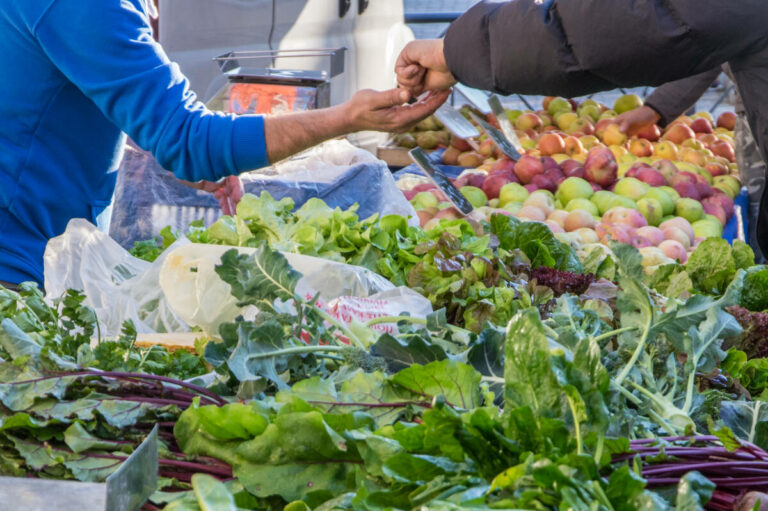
[44, 219, 189, 335]
[44, 220, 432, 338]
[159, 243, 431, 335]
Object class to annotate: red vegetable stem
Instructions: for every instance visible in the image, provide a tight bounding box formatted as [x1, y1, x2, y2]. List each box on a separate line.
[12, 370, 227, 406]
[642, 460, 768, 476]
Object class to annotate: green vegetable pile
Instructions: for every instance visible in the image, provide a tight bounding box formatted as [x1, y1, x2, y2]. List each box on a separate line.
[3, 193, 768, 510]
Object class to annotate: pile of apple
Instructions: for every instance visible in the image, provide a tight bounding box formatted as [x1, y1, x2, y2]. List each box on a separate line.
[400, 94, 743, 267]
[390, 115, 451, 151]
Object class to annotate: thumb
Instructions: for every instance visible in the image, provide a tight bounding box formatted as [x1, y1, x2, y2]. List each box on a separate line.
[371, 88, 412, 109]
[618, 118, 630, 133]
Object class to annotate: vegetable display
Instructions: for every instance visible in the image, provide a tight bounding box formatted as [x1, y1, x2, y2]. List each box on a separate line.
[3, 97, 767, 509]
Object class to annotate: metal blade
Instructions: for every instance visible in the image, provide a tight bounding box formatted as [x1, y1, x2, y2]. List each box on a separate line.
[106, 425, 158, 511]
[469, 112, 522, 160]
[488, 95, 525, 154]
[455, 83, 491, 114]
[409, 148, 474, 216]
[434, 104, 480, 140]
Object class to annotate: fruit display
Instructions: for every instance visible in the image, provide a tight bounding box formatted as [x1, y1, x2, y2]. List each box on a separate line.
[400, 95, 743, 268]
[389, 114, 450, 150]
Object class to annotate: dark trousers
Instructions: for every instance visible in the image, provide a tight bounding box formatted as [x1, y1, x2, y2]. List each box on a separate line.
[0, 280, 19, 292]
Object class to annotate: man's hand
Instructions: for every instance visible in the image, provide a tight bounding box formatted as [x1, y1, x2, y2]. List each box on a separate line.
[395, 39, 457, 97]
[615, 106, 661, 135]
[344, 88, 451, 133]
[180, 175, 243, 216]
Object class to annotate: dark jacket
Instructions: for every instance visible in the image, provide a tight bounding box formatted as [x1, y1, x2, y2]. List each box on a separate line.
[443, 0, 768, 254]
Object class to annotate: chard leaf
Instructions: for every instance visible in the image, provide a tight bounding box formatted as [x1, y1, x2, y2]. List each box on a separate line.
[610, 242, 643, 280]
[64, 422, 126, 453]
[0, 318, 41, 361]
[720, 400, 768, 449]
[192, 473, 238, 511]
[675, 471, 715, 511]
[215, 245, 301, 309]
[234, 411, 360, 501]
[504, 308, 560, 417]
[371, 334, 447, 373]
[466, 327, 505, 398]
[391, 360, 481, 409]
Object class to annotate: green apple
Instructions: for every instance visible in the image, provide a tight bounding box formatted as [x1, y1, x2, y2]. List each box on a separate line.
[578, 104, 601, 122]
[591, 191, 617, 215]
[642, 188, 675, 216]
[548, 97, 572, 116]
[505, 109, 523, 123]
[460, 186, 488, 208]
[614, 177, 651, 201]
[675, 198, 704, 223]
[502, 201, 523, 214]
[556, 177, 594, 206]
[411, 191, 438, 210]
[613, 93, 643, 114]
[659, 186, 681, 203]
[636, 197, 663, 226]
[599, 109, 618, 120]
[565, 198, 599, 216]
[604, 194, 639, 212]
[499, 182, 529, 206]
[438, 201, 453, 210]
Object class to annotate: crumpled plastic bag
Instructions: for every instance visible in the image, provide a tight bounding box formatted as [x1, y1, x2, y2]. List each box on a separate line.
[158, 242, 431, 335]
[45, 219, 431, 338]
[44, 218, 190, 335]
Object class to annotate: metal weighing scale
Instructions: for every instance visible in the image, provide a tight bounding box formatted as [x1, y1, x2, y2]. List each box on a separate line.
[207, 47, 347, 115]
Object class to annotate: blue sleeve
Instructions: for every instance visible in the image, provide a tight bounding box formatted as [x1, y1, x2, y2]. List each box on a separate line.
[32, 0, 269, 182]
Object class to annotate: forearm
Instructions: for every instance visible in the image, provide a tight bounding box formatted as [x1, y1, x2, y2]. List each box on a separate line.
[644, 68, 722, 126]
[263, 105, 352, 164]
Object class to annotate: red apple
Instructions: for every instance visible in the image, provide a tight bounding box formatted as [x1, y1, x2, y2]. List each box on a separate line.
[564, 166, 586, 179]
[584, 147, 618, 187]
[637, 124, 662, 141]
[451, 135, 472, 152]
[705, 161, 728, 177]
[467, 173, 487, 188]
[560, 159, 582, 174]
[539, 133, 566, 156]
[704, 194, 734, 220]
[514, 155, 545, 184]
[716, 112, 737, 131]
[673, 182, 701, 200]
[689, 117, 713, 134]
[482, 175, 512, 200]
[531, 174, 556, 192]
[663, 123, 696, 144]
[457, 151, 484, 168]
[637, 168, 667, 187]
[711, 140, 736, 162]
[702, 202, 727, 225]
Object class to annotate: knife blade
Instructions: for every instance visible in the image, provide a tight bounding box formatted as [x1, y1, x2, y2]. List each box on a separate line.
[409, 148, 475, 216]
[488, 95, 525, 155]
[469, 112, 523, 160]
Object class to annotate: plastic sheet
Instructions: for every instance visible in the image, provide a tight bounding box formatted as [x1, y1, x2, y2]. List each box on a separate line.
[44, 220, 431, 338]
[110, 140, 418, 248]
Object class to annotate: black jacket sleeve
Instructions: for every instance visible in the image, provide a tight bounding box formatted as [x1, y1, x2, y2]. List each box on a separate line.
[443, 0, 768, 97]
[644, 68, 722, 127]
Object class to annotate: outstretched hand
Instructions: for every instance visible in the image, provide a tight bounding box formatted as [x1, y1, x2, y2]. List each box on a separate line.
[179, 175, 243, 216]
[395, 39, 457, 97]
[345, 87, 451, 133]
[615, 106, 661, 136]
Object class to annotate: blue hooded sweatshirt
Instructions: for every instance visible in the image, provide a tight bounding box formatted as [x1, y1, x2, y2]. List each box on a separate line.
[0, 0, 269, 285]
